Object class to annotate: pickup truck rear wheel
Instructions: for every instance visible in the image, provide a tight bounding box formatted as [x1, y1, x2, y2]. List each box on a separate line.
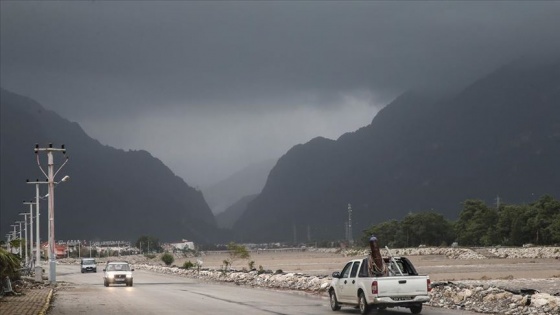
[329, 290, 341, 311]
[410, 304, 422, 314]
[358, 292, 370, 314]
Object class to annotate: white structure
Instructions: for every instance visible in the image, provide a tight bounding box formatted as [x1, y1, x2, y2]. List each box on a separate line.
[170, 239, 195, 251]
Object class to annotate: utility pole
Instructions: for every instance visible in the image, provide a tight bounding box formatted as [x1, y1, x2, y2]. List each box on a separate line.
[34, 143, 69, 284]
[347, 203, 353, 245]
[27, 179, 48, 282]
[16, 221, 24, 257]
[23, 200, 35, 266]
[18, 212, 29, 265]
[495, 196, 500, 210]
[10, 224, 18, 255]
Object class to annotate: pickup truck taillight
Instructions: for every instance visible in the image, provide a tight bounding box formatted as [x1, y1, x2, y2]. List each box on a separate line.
[427, 279, 432, 292]
[371, 280, 378, 295]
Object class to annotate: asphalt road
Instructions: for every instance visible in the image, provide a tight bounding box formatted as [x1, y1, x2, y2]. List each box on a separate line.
[48, 264, 481, 315]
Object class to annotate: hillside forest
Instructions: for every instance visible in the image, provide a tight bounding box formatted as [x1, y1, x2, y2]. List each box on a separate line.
[361, 195, 560, 247]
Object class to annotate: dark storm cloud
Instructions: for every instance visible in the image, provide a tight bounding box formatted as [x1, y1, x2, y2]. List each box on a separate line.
[3, 1, 559, 117]
[2, 1, 559, 186]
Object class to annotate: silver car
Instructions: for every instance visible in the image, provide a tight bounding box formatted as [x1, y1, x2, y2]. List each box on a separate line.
[80, 258, 97, 273]
[103, 261, 134, 287]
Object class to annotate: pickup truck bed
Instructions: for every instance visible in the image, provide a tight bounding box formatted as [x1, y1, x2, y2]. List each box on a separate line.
[328, 257, 430, 314]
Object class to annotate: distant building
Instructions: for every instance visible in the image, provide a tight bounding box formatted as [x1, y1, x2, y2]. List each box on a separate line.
[40, 242, 67, 259]
[169, 239, 195, 251]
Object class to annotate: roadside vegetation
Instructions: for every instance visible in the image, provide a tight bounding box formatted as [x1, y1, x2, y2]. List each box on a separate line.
[161, 252, 174, 266]
[362, 195, 560, 247]
[222, 242, 250, 270]
[0, 247, 21, 279]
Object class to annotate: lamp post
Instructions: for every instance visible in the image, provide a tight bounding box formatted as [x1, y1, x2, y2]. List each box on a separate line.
[16, 221, 24, 258]
[23, 200, 35, 266]
[26, 180, 47, 282]
[18, 212, 29, 265]
[10, 224, 18, 254]
[34, 143, 69, 284]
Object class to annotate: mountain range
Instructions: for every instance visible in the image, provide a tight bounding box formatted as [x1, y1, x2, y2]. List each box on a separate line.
[232, 57, 560, 243]
[0, 89, 218, 243]
[2, 57, 558, 245]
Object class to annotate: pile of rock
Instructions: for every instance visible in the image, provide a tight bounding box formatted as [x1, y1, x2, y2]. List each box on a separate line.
[488, 247, 560, 259]
[429, 282, 560, 315]
[384, 248, 488, 260]
[342, 246, 560, 260]
[135, 264, 332, 292]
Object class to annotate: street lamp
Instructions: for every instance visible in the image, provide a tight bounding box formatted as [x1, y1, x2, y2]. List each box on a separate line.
[18, 212, 29, 265]
[16, 221, 25, 260]
[22, 200, 35, 267]
[26, 180, 48, 282]
[34, 143, 69, 284]
[10, 224, 19, 256]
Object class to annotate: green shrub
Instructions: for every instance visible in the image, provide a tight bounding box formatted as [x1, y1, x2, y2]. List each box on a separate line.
[248, 260, 255, 270]
[0, 248, 21, 278]
[161, 252, 174, 266]
[183, 260, 194, 269]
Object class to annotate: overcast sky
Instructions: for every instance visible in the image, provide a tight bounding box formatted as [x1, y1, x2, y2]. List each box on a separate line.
[2, 1, 559, 187]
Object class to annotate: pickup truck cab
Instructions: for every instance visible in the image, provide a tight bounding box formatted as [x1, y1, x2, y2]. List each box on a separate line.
[329, 257, 430, 314]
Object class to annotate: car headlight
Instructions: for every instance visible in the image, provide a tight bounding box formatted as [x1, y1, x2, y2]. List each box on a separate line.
[126, 273, 132, 278]
[108, 274, 114, 279]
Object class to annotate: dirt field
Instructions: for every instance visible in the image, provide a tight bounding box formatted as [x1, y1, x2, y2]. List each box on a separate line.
[171, 249, 560, 294]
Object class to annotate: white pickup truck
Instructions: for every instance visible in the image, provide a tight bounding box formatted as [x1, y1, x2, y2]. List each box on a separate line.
[328, 256, 431, 314]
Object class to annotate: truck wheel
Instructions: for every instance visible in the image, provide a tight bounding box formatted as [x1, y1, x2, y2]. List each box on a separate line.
[127, 279, 133, 287]
[410, 304, 422, 314]
[329, 290, 341, 311]
[104, 279, 109, 287]
[358, 292, 370, 315]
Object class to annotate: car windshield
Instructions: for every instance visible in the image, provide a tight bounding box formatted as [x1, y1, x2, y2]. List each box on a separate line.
[83, 259, 95, 264]
[107, 264, 130, 271]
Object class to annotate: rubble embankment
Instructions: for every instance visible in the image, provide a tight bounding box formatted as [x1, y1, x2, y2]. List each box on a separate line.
[344, 246, 560, 260]
[132, 247, 560, 315]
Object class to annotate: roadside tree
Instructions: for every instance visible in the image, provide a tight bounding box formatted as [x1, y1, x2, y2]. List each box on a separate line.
[226, 242, 250, 269]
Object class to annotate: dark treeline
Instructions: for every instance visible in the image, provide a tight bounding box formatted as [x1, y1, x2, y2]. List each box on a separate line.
[361, 195, 560, 247]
